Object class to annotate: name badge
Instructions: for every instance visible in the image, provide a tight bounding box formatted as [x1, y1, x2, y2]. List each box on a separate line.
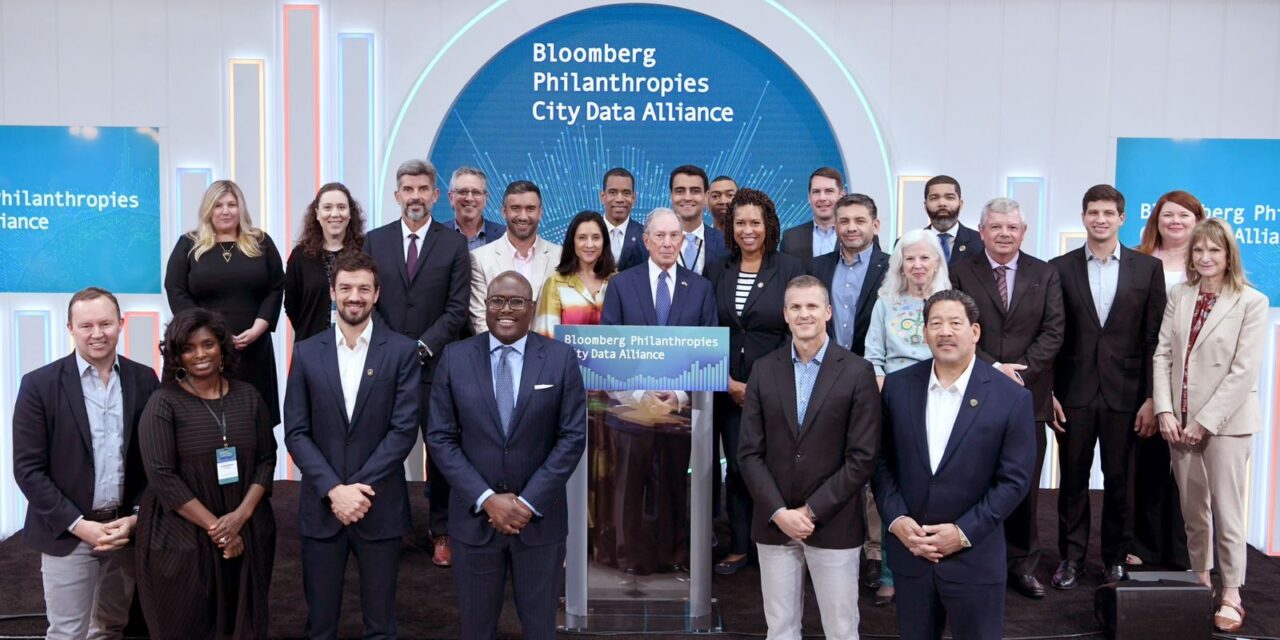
[216, 447, 239, 486]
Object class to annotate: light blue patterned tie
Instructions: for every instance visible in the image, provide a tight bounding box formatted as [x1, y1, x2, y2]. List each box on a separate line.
[796, 363, 816, 430]
[495, 346, 514, 436]
[682, 233, 700, 269]
[656, 271, 672, 326]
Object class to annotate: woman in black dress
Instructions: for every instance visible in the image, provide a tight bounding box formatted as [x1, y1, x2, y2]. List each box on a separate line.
[136, 308, 276, 639]
[284, 182, 367, 341]
[166, 179, 284, 425]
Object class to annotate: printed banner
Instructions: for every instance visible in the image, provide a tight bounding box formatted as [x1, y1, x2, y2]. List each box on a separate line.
[555, 325, 730, 392]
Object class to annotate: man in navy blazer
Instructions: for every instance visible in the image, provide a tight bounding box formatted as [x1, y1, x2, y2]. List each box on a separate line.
[807, 193, 890, 356]
[600, 167, 649, 272]
[669, 164, 730, 275]
[427, 271, 586, 640]
[922, 175, 984, 263]
[874, 290, 1036, 639]
[601, 209, 717, 328]
[284, 253, 421, 639]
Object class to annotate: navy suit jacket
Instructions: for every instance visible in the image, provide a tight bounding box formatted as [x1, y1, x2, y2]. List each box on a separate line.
[873, 359, 1036, 585]
[808, 246, 890, 356]
[940, 223, 984, 263]
[284, 321, 421, 540]
[600, 263, 717, 327]
[13, 353, 159, 556]
[696, 225, 732, 275]
[615, 218, 650, 272]
[426, 332, 586, 547]
[365, 220, 471, 381]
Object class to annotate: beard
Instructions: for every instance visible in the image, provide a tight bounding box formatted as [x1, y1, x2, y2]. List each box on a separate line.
[928, 210, 958, 232]
[338, 304, 372, 326]
[402, 200, 428, 222]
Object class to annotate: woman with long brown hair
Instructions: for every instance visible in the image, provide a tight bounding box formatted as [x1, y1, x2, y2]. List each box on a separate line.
[284, 182, 367, 341]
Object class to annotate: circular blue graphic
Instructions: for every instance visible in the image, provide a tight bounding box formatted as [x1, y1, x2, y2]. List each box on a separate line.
[427, 3, 845, 242]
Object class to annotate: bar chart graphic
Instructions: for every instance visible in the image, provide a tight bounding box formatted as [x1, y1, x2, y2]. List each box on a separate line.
[556, 325, 730, 392]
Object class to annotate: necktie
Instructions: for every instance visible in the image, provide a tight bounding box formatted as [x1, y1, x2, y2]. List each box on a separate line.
[796, 362, 816, 429]
[682, 233, 700, 269]
[938, 232, 952, 262]
[656, 271, 672, 326]
[495, 346, 515, 435]
[406, 233, 420, 282]
[995, 265, 1009, 310]
[612, 228, 624, 262]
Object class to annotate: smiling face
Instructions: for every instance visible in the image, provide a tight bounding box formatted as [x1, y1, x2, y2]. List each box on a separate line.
[902, 242, 940, 292]
[669, 173, 707, 226]
[784, 284, 832, 342]
[1190, 236, 1227, 283]
[574, 219, 605, 270]
[503, 191, 543, 242]
[1157, 201, 1197, 247]
[331, 268, 379, 327]
[835, 203, 879, 255]
[979, 209, 1026, 264]
[395, 173, 439, 224]
[316, 189, 352, 242]
[732, 204, 766, 256]
[485, 273, 534, 344]
[68, 296, 122, 369]
[925, 299, 979, 367]
[179, 326, 223, 383]
[599, 174, 636, 225]
[808, 176, 844, 224]
[448, 174, 488, 224]
[210, 192, 240, 237]
[1082, 199, 1124, 244]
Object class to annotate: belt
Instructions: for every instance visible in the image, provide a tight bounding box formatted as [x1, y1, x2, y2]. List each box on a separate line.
[86, 507, 122, 523]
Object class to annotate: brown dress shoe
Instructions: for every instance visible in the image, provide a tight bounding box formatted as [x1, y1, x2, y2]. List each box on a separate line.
[433, 535, 452, 567]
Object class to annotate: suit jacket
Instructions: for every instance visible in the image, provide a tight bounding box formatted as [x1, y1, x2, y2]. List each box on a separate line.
[468, 234, 562, 334]
[1152, 283, 1269, 436]
[873, 359, 1036, 584]
[949, 251, 1065, 421]
[738, 342, 880, 549]
[615, 218, 650, 272]
[1050, 246, 1165, 411]
[426, 332, 586, 546]
[808, 246, 890, 356]
[780, 222, 818, 271]
[600, 262, 717, 327]
[283, 322, 421, 540]
[707, 253, 805, 382]
[365, 220, 471, 381]
[678, 224, 731, 276]
[940, 223, 984, 263]
[13, 353, 160, 556]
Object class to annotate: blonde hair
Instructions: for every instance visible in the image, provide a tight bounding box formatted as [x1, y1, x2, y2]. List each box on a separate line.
[878, 229, 950, 300]
[187, 180, 264, 260]
[1185, 218, 1247, 293]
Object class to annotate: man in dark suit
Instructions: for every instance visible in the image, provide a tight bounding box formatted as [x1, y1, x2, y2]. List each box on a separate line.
[949, 197, 1064, 599]
[1049, 184, 1166, 589]
[602, 208, 717, 328]
[364, 158, 472, 567]
[599, 167, 649, 272]
[446, 166, 505, 251]
[669, 164, 730, 275]
[13, 287, 160, 639]
[707, 174, 737, 232]
[922, 175, 983, 263]
[874, 289, 1036, 640]
[427, 271, 586, 640]
[808, 193, 889, 356]
[284, 253, 421, 639]
[781, 166, 846, 271]
[738, 275, 880, 639]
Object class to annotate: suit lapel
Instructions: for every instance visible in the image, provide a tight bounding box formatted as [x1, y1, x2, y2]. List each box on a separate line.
[1006, 256, 1032, 316]
[408, 224, 441, 283]
[316, 330, 350, 428]
[506, 336, 545, 440]
[779, 347, 800, 436]
[120, 362, 138, 455]
[798, 349, 842, 438]
[906, 366, 932, 474]
[346, 328, 387, 428]
[934, 365, 991, 474]
[1190, 289, 1240, 355]
[666, 267, 694, 326]
[473, 338, 505, 437]
[854, 250, 889, 316]
[1071, 251, 1103, 329]
[59, 355, 94, 452]
[972, 258, 1006, 316]
[739, 260, 777, 318]
[634, 271, 660, 325]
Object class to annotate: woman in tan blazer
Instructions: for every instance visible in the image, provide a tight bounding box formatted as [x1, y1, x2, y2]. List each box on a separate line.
[1152, 218, 1267, 633]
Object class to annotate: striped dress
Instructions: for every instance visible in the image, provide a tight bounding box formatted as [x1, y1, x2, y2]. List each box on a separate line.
[534, 272, 610, 338]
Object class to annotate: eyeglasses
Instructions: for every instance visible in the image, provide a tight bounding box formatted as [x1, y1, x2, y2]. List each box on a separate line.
[486, 296, 529, 311]
[451, 189, 485, 198]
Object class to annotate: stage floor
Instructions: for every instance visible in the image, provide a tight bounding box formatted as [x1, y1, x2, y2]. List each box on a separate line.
[1, 482, 1277, 639]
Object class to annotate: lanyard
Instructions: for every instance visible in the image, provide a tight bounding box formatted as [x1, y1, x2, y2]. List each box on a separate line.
[185, 375, 229, 448]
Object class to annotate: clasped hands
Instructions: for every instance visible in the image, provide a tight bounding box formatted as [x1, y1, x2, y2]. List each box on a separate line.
[207, 508, 250, 559]
[1156, 412, 1207, 447]
[890, 516, 965, 562]
[74, 516, 137, 552]
[329, 483, 376, 526]
[484, 493, 534, 536]
[773, 506, 817, 541]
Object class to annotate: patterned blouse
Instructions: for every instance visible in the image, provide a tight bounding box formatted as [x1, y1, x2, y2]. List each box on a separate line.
[864, 295, 931, 377]
[534, 271, 610, 338]
[1180, 290, 1218, 417]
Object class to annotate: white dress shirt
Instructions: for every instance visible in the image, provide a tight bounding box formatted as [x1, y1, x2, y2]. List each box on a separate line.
[506, 235, 535, 281]
[647, 259, 680, 309]
[677, 222, 707, 274]
[1086, 243, 1122, 325]
[401, 218, 431, 262]
[335, 320, 374, 420]
[925, 355, 977, 473]
[604, 217, 629, 263]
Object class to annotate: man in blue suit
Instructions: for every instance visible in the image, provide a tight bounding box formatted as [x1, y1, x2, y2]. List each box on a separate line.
[601, 208, 717, 328]
[427, 271, 587, 640]
[284, 253, 421, 640]
[599, 167, 649, 272]
[669, 164, 730, 275]
[874, 289, 1036, 640]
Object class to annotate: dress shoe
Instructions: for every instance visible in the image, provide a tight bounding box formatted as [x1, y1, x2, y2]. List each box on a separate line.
[1102, 564, 1128, 584]
[1214, 601, 1246, 633]
[714, 555, 749, 576]
[1010, 574, 1046, 598]
[862, 560, 883, 590]
[874, 588, 895, 606]
[1051, 560, 1082, 590]
[432, 535, 452, 567]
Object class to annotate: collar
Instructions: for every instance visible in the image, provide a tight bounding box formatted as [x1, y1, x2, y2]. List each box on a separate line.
[791, 335, 830, 365]
[929, 354, 977, 394]
[1086, 242, 1122, 263]
[489, 333, 528, 356]
[813, 219, 836, 233]
[682, 222, 706, 241]
[336, 319, 374, 350]
[648, 259, 679, 284]
[604, 217, 630, 234]
[506, 234, 535, 260]
[841, 242, 875, 266]
[75, 351, 119, 377]
[401, 217, 431, 239]
[986, 251, 1019, 270]
[451, 218, 485, 238]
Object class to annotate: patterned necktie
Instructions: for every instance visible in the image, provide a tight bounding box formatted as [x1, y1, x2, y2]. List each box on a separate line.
[995, 265, 1009, 310]
[656, 271, 672, 326]
[406, 233, 420, 282]
[938, 232, 953, 262]
[495, 346, 515, 435]
[612, 228, 624, 262]
[796, 362, 816, 429]
[682, 233, 700, 269]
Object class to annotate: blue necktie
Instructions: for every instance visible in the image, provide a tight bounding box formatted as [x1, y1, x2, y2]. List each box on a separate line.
[796, 363, 816, 430]
[939, 232, 953, 262]
[682, 233, 700, 270]
[495, 346, 515, 435]
[656, 271, 672, 326]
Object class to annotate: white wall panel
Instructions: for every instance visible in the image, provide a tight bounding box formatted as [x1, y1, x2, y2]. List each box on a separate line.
[1164, 1, 1226, 136]
[1108, 0, 1170, 138]
[1, 0, 59, 123]
[1218, 0, 1280, 139]
[111, 0, 167, 127]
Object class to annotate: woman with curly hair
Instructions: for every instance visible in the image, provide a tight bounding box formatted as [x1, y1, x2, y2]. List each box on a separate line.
[284, 182, 367, 341]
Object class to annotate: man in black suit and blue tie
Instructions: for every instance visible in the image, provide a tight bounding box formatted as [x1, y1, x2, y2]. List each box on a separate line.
[874, 289, 1036, 639]
[284, 253, 421, 639]
[669, 164, 730, 276]
[923, 175, 983, 264]
[427, 271, 587, 640]
[601, 208, 717, 328]
[599, 167, 649, 272]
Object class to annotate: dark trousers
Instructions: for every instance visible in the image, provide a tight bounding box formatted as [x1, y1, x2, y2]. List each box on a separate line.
[301, 530, 402, 640]
[453, 535, 565, 640]
[1057, 394, 1135, 566]
[717, 403, 753, 556]
[1130, 432, 1189, 568]
[609, 425, 691, 574]
[895, 569, 1005, 640]
[1005, 421, 1047, 575]
[419, 380, 450, 537]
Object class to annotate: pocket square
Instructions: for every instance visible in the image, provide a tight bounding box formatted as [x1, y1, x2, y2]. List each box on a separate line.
[534, 384, 555, 390]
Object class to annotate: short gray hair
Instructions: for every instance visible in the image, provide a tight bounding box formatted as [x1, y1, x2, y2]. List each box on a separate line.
[979, 197, 1024, 228]
[395, 159, 438, 187]
[449, 166, 486, 190]
[644, 208, 679, 234]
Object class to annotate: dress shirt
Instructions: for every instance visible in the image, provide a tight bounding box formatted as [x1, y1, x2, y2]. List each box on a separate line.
[925, 355, 977, 473]
[831, 244, 873, 349]
[812, 222, 838, 257]
[770, 336, 830, 523]
[987, 251, 1019, 309]
[474, 334, 539, 516]
[506, 235, 535, 281]
[647, 259, 680, 309]
[401, 218, 431, 262]
[335, 321, 373, 420]
[1086, 243, 1122, 325]
[67, 353, 125, 532]
[452, 219, 492, 252]
[604, 217, 629, 263]
[677, 223, 707, 273]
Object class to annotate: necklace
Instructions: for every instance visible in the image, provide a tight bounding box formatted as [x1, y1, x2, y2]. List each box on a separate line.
[220, 242, 235, 263]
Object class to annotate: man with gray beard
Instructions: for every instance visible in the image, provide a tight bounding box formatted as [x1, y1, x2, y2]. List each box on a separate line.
[922, 175, 983, 264]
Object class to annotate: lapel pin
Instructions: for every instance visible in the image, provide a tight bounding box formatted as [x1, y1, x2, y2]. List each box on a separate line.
[367, 369, 375, 377]
[757, 282, 764, 288]
[959, 245, 967, 252]
[969, 398, 978, 407]
[681, 280, 688, 287]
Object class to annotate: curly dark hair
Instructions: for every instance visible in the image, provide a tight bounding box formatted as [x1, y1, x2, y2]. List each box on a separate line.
[555, 210, 617, 278]
[160, 308, 238, 384]
[296, 182, 366, 259]
[725, 188, 781, 258]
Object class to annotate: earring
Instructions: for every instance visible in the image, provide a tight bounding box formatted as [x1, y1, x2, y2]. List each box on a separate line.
[175, 367, 187, 381]
[218, 362, 225, 373]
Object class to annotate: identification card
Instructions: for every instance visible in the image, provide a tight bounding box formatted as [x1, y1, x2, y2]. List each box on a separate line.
[215, 446, 239, 485]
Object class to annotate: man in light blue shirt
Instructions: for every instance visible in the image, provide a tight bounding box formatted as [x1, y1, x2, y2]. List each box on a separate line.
[781, 166, 847, 271]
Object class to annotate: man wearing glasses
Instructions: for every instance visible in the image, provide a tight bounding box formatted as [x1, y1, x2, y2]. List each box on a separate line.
[448, 166, 505, 251]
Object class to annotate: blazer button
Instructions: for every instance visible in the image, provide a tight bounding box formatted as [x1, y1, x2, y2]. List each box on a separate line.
[795, 452, 802, 459]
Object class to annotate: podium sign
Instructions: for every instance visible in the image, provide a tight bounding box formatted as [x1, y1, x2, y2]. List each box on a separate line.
[558, 325, 730, 392]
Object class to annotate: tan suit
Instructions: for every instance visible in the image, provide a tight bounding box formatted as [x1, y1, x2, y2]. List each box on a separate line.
[1152, 282, 1268, 587]
[468, 233, 562, 334]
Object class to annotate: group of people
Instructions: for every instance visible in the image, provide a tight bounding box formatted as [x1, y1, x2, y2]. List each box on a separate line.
[11, 158, 1264, 639]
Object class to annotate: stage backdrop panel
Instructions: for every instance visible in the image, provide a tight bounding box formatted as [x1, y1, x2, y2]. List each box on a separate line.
[0, 125, 161, 294]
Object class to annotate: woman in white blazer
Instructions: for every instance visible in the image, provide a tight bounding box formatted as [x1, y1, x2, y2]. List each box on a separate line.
[1152, 218, 1267, 633]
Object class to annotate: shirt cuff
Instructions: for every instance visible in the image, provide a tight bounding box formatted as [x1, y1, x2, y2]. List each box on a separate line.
[474, 489, 495, 514]
[67, 515, 84, 534]
[888, 515, 906, 534]
[769, 507, 786, 523]
[955, 524, 972, 549]
[517, 496, 541, 517]
[418, 340, 433, 358]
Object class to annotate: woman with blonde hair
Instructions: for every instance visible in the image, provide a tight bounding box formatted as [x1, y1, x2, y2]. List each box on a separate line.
[1152, 218, 1266, 633]
[165, 179, 285, 425]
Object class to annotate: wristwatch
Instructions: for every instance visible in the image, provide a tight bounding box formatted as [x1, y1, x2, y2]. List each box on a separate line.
[417, 341, 431, 359]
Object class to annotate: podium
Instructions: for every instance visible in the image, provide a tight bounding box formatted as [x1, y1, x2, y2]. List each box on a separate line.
[555, 326, 729, 633]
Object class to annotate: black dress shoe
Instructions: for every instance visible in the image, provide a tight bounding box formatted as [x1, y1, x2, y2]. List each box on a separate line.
[862, 560, 883, 590]
[1103, 564, 1129, 584]
[1052, 560, 1082, 590]
[1011, 574, 1046, 598]
[874, 590, 895, 606]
